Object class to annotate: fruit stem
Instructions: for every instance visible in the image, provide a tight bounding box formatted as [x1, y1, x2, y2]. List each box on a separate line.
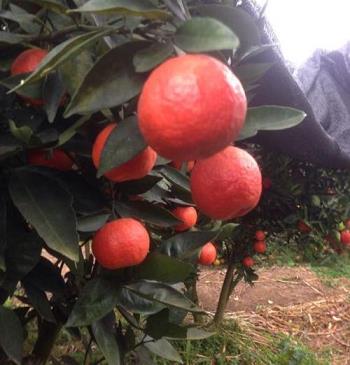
[213, 260, 236, 326]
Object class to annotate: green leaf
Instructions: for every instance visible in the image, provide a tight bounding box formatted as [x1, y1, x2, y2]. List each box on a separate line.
[124, 280, 203, 313]
[174, 17, 239, 53]
[237, 106, 307, 141]
[65, 41, 147, 117]
[70, 0, 169, 20]
[115, 201, 181, 227]
[9, 30, 111, 94]
[97, 116, 147, 177]
[9, 120, 33, 144]
[0, 73, 43, 99]
[0, 31, 29, 44]
[133, 41, 174, 73]
[0, 197, 6, 272]
[0, 306, 23, 365]
[118, 175, 162, 195]
[145, 338, 182, 363]
[235, 62, 273, 86]
[195, 5, 260, 54]
[22, 282, 56, 323]
[216, 223, 239, 241]
[66, 278, 119, 327]
[57, 115, 91, 146]
[22, 0, 68, 14]
[136, 253, 193, 283]
[9, 169, 79, 262]
[159, 166, 190, 193]
[0, 6, 41, 34]
[160, 230, 218, 259]
[43, 71, 65, 123]
[77, 213, 110, 232]
[92, 313, 121, 365]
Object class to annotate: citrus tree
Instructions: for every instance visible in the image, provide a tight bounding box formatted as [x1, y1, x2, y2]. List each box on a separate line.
[0, 1, 306, 364]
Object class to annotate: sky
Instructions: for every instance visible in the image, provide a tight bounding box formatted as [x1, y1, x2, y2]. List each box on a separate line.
[255, 0, 350, 65]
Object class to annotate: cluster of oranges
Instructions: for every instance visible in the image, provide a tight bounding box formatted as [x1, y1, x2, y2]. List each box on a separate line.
[13, 48, 263, 270]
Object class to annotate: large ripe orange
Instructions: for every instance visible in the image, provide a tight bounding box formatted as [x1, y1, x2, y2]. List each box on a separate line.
[190, 146, 262, 220]
[198, 242, 217, 265]
[92, 124, 157, 182]
[138, 54, 247, 161]
[28, 149, 74, 171]
[172, 206, 197, 232]
[92, 218, 150, 269]
[11, 48, 48, 106]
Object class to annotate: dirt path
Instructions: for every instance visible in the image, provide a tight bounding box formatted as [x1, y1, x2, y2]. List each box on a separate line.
[197, 266, 350, 364]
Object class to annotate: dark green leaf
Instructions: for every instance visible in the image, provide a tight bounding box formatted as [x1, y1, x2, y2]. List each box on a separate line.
[22, 282, 56, 323]
[159, 165, 190, 193]
[124, 280, 203, 313]
[97, 116, 147, 177]
[65, 41, 148, 117]
[117, 287, 164, 315]
[92, 313, 121, 365]
[57, 115, 91, 146]
[196, 5, 260, 54]
[66, 278, 119, 327]
[70, 0, 169, 20]
[174, 17, 239, 53]
[235, 62, 273, 86]
[0, 31, 29, 44]
[0, 197, 6, 271]
[216, 223, 239, 241]
[0, 6, 41, 34]
[238, 44, 275, 63]
[136, 253, 193, 283]
[0, 306, 23, 365]
[9, 120, 33, 144]
[43, 71, 65, 123]
[118, 175, 162, 195]
[145, 338, 182, 363]
[160, 230, 218, 259]
[22, 0, 68, 14]
[115, 201, 181, 227]
[237, 106, 307, 141]
[9, 169, 79, 261]
[9, 30, 111, 93]
[133, 41, 174, 73]
[1, 73, 42, 100]
[77, 213, 110, 232]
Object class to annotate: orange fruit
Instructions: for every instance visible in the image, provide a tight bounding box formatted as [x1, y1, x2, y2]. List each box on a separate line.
[255, 230, 265, 241]
[242, 256, 254, 268]
[138, 54, 247, 161]
[198, 242, 217, 265]
[190, 146, 262, 220]
[340, 230, 350, 245]
[253, 241, 266, 254]
[11, 48, 48, 106]
[170, 160, 195, 172]
[92, 218, 150, 269]
[92, 124, 157, 182]
[172, 206, 197, 232]
[27, 149, 74, 171]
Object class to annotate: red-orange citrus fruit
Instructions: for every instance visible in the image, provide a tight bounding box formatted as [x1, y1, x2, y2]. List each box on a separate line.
[172, 206, 197, 232]
[198, 242, 217, 265]
[255, 230, 265, 241]
[11, 48, 48, 106]
[138, 54, 247, 161]
[28, 149, 74, 171]
[242, 256, 254, 268]
[190, 146, 262, 220]
[92, 218, 150, 269]
[92, 124, 157, 182]
[253, 241, 267, 254]
[340, 230, 350, 245]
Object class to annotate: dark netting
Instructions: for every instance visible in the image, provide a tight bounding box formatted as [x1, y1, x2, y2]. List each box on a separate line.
[241, 0, 350, 169]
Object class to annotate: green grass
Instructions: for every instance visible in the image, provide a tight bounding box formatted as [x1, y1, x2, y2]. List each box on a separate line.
[154, 322, 329, 365]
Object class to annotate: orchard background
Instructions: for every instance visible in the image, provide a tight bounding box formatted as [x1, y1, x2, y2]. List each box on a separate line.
[0, 1, 349, 364]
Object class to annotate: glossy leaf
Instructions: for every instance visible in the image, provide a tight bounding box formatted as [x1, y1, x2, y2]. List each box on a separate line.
[9, 120, 33, 144]
[43, 71, 65, 123]
[65, 41, 148, 117]
[174, 17, 239, 53]
[133, 41, 174, 73]
[77, 213, 110, 232]
[235, 62, 273, 86]
[92, 313, 121, 365]
[238, 106, 307, 141]
[145, 338, 182, 363]
[0, 31, 29, 44]
[115, 201, 181, 227]
[159, 165, 190, 193]
[160, 230, 218, 259]
[0, 197, 6, 271]
[125, 280, 203, 313]
[118, 175, 162, 195]
[136, 253, 193, 283]
[9, 169, 79, 262]
[97, 116, 147, 177]
[70, 0, 169, 20]
[66, 278, 119, 327]
[22, 0, 68, 14]
[0, 306, 23, 365]
[10, 30, 111, 93]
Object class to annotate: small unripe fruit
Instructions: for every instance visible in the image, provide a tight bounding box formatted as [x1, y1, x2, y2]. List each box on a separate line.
[338, 222, 346, 231]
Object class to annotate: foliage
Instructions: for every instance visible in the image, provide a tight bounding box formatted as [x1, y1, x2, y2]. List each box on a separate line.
[0, 0, 306, 364]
